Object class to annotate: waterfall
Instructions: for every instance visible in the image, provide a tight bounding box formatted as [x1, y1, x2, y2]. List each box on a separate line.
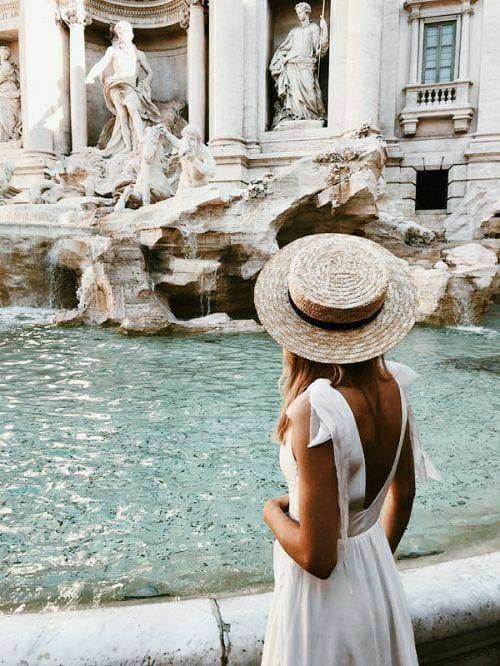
[199, 274, 212, 317]
[46, 245, 63, 309]
[180, 225, 199, 260]
[180, 224, 213, 318]
[450, 279, 476, 326]
[76, 265, 95, 312]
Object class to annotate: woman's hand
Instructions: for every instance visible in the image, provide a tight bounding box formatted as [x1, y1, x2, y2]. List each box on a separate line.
[263, 494, 289, 527]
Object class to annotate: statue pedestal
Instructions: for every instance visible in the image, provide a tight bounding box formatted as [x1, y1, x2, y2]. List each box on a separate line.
[273, 119, 325, 132]
[0, 145, 55, 191]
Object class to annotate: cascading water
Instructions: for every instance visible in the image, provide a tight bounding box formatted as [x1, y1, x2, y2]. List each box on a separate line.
[180, 225, 199, 260]
[179, 224, 213, 317]
[450, 279, 476, 327]
[46, 246, 62, 309]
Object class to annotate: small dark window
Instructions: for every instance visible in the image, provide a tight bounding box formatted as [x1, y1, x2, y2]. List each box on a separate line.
[415, 169, 449, 210]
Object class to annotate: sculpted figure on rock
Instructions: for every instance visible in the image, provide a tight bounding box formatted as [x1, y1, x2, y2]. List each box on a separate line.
[163, 125, 216, 192]
[0, 46, 21, 142]
[114, 124, 174, 211]
[270, 2, 329, 128]
[85, 21, 162, 154]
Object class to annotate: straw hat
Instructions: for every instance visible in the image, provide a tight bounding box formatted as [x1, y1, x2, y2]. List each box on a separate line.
[254, 234, 416, 364]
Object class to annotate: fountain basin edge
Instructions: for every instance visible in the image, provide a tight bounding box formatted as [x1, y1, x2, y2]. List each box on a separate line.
[0, 551, 498, 665]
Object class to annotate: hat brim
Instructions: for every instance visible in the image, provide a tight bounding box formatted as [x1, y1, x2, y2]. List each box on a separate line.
[254, 234, 416, 364]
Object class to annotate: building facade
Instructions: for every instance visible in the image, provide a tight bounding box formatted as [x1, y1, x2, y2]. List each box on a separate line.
[0, 0, 498, 222]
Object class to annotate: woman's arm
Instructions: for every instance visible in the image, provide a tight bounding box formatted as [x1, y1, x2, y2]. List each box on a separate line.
[263, 395, 340, 579]
[381, 423, 416, 553]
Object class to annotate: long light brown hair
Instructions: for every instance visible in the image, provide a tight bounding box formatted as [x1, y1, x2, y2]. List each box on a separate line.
[275, 350, 390, 443]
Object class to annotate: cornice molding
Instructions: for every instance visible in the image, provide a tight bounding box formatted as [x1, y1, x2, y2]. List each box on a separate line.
[404, 0, 478, 10]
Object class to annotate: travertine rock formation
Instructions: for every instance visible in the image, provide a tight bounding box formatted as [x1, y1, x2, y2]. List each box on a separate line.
[408, 242, 498, 325]
[0, 136, 497, 333]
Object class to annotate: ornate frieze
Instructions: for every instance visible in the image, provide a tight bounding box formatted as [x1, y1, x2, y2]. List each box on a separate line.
[0, 0, 19, 20]
[58, 0, 194, 28]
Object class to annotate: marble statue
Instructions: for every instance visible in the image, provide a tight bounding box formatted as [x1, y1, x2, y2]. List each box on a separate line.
[0, 46, 21, 142]
[269, 2, 329, 128]
[114, 124, 174, 211]
[163, 125, 215, 192]
[0, 161, 19, 202]
[85, 21, 162, 154]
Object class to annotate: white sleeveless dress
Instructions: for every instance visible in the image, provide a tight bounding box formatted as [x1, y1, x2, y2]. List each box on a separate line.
[261, 362, 441, 666]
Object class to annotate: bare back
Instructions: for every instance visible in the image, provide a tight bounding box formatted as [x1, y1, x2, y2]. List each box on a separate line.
[336, 377, 406, 510]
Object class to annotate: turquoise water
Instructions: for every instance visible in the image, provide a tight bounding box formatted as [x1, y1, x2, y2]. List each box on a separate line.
[0, 307, 498, 612]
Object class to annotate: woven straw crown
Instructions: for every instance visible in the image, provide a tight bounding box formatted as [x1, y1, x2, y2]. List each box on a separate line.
[288, 242, 389, 325]
[254, 233, 417, 364]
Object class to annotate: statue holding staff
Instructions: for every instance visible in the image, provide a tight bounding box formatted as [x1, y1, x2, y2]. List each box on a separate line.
[270, 2, 329, 128]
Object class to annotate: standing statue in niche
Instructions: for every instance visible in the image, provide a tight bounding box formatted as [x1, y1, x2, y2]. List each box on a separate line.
[0, 46, 21, 142]
[270, 2, 329, 129]
[85, 20, 162, 154]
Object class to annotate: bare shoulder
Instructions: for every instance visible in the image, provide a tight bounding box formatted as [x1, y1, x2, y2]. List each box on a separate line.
[286, 390, 311, 423]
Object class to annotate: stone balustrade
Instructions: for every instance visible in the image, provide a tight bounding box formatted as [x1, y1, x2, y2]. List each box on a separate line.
[400, 80, 474, 136]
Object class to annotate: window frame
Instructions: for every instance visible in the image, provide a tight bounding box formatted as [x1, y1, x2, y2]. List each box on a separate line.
[418, 15, 461, 85]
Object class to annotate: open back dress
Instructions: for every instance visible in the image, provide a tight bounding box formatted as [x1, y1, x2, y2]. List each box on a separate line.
[261, 362, 441, 666]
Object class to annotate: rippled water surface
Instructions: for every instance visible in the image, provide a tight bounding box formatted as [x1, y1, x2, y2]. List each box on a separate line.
[0, 307, 498, 612]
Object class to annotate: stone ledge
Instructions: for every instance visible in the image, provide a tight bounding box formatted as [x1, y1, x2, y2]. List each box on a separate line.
[0, 552, 498, 665]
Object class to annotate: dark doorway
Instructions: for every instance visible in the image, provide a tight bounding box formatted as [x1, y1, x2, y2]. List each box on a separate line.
[415, 169, 449, 210]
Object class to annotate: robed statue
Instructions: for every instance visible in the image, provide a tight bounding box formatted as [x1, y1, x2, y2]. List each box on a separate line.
[0, 46, 21, 142]
[85, 21, 162, 154]
[270, 2, 329, 128]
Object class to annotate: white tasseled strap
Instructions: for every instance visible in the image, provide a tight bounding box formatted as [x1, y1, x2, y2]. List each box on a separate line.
[385, 361, 442, 484]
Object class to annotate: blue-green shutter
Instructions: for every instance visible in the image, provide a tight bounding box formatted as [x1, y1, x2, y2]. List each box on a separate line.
[422, 21, 457, 84]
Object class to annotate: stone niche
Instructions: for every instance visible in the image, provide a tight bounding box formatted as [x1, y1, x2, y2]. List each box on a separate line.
[267, 0, 330, 130]
[85, 22, 187, 147]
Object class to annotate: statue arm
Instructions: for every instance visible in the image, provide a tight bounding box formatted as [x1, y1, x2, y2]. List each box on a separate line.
[319, 16, 329, 57]
[161, 127, 181, 149]
[138, 49, 153, 84]
[269, 32, 293, 76]
[85, 47, 113, 84]
[196, 148, 216, 178]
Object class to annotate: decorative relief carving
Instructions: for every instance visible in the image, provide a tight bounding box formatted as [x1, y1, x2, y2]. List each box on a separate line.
[60, 4, 92, 27]
[58, 0, 192, 28]
[179, 0, 207, 30]
[0, 1, 19, 20]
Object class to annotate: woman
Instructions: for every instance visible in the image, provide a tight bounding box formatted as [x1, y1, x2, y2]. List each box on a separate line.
[0, 46, 21, 143]
[254, 234, 441, 665]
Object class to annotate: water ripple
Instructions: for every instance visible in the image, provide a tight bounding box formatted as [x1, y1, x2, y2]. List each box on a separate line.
[0, 307, 498, 611]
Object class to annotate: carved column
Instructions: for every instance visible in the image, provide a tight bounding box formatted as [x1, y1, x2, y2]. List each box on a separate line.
[458, 4, 473, 80]
[474, 0, 500, 137]
[60, 4, 91, 153]
[345, 0, 384, 128]
[408, 9, 420, 85]
[19, 0, 59, 153]
[183, 0, 207, 140]
[208, 0, 245, 146]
